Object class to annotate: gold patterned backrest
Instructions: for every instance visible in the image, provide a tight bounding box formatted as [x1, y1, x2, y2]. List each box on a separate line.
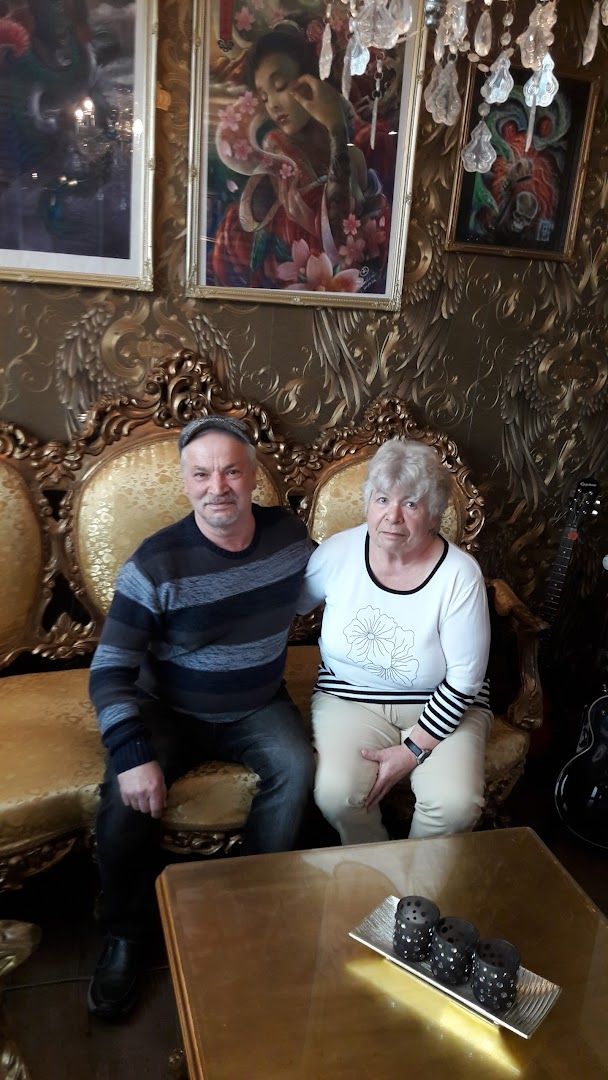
[0, 440, 47, 662]
[308, 452, 468, 546]
[73, 432, 282, 617]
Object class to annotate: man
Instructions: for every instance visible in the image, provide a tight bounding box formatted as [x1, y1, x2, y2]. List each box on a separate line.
[87, 416, 315, 1020]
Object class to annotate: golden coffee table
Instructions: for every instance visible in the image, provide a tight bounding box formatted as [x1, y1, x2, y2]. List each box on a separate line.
[156, 827, 608, 1079]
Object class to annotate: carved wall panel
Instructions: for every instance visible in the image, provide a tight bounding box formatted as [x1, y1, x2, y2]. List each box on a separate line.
[0, 0, 606, 636]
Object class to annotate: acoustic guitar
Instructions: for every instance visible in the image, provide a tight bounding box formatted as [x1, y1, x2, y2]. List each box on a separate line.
[554, 553, 608, 851]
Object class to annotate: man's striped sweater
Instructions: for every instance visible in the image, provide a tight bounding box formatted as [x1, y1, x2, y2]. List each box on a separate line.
[89, 505, 312, 774]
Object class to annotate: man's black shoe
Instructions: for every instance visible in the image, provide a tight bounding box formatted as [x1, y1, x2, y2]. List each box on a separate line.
[87, 936, 142, 1021]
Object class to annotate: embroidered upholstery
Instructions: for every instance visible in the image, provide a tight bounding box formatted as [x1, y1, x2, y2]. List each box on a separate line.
[1, 669, 257, 857]
[0, 461, 43, 651]
[1, 671, 102, 851]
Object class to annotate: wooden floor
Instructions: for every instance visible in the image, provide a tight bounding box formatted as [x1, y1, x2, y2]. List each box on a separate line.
[2, 757, 606, 1080]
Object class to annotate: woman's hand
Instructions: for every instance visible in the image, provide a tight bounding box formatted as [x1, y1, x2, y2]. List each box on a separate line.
[290, 75, 344, 132]
[361, 744, 416, 810]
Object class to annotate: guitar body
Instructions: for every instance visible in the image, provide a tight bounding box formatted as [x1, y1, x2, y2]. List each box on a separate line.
[554, 692, 608, 851]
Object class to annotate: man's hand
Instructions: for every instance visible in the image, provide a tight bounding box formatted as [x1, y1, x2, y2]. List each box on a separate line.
[118, 762, 167, 819]
[361, 745, 416, 811]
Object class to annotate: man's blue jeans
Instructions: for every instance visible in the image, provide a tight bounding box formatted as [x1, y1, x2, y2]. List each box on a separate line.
[95, 687, 315, 940]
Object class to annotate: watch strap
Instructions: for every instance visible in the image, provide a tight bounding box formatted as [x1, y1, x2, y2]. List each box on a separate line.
[404, 736, 432, 765]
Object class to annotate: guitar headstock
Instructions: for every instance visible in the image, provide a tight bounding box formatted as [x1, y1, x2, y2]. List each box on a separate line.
[565, 477, 601, 537]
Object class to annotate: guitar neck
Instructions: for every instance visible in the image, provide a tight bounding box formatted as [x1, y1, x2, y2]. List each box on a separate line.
[541, 529, 577, 627]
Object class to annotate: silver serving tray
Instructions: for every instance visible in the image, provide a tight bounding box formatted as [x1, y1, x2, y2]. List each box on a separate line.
[349, 896, 561, 1039]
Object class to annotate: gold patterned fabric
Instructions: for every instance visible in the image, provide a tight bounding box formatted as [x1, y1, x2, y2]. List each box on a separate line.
[0, 651, 527, 862]
[0, 461, 43, 649]
[75, 434, 282, 615]
[0, 669, 258, 854]
[308, 459, 460, 545]
[163, 763, 258, 832]
[1, 670, 103, 849]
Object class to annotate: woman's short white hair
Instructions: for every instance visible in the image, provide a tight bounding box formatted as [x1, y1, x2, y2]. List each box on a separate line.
[363, 439, 451, 524]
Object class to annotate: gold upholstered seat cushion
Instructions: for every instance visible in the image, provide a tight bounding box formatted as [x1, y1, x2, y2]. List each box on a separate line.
[0, 669, 259, 857]
[1, 670, 103, 850]
[73, 434, 282, 616]
[0, 460, 44, 652]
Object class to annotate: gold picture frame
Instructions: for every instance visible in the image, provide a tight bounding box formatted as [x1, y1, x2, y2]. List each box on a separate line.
[186, 0, 427, 309]
[0, 1, 157, 290]
[446, 66, 599, 262]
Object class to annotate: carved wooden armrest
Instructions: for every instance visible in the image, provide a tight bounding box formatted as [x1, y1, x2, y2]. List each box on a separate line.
[486, 578, 549, 734]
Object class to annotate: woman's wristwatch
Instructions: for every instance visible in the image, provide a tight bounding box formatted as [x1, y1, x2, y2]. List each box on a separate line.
[404, 736, 432, 766]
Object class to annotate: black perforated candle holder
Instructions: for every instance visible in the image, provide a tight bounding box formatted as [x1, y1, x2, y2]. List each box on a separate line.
[393, 895, 440, 961]
[429, 916, 479, 985]
[472, 938, 520, 1012]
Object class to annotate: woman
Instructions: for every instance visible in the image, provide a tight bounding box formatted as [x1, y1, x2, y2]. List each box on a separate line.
[298, 439, 492, 844]
[212, 21, 389, 293]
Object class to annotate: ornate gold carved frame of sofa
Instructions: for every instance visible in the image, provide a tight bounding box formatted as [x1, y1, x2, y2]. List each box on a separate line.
[0, 351, 546, 890]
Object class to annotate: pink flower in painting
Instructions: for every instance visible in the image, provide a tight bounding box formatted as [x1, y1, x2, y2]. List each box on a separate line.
[218, 105, 240, 132]
[238, 90, 258, 115]
[277, 243, 362, 293]
[361, 216, 387, 259]
[219, 139, 233, 159]
[343, 214, 361, 237]
[251, 0, 264, 9]
[277, 239, 311, 284]
[235, 6, 254, 32]
[279, 162, 295, 180]
[338, 234, 365, 267]
[233, 138, 252, 161]
[301, 253, 362, 293]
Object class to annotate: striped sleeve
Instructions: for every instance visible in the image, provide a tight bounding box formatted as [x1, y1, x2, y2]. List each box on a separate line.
[418, 677, 491, 740]
[89, 557, 162, 770]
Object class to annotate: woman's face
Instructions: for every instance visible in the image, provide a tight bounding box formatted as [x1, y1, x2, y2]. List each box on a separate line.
[254, 52, 310, 136]
[366, 487, 437, 559]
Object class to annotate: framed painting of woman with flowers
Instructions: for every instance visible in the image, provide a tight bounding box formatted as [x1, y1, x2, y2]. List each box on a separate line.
[186, 0, 426, 308]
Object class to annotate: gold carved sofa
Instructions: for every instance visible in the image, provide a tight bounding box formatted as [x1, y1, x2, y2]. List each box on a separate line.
[0, 351, 545, 890]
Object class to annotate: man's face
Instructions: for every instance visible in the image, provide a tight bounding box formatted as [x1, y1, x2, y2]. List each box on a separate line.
[181, 432, 257, 536]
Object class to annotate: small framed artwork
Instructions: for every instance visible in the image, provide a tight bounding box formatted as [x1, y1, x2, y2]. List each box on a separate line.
[0, 1, 157, 290]
[186, 0, 427, 309]
[446, 66, 599, 261]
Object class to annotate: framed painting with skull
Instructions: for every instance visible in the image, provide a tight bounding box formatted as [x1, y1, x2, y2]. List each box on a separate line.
[445, 66, 599, 262]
